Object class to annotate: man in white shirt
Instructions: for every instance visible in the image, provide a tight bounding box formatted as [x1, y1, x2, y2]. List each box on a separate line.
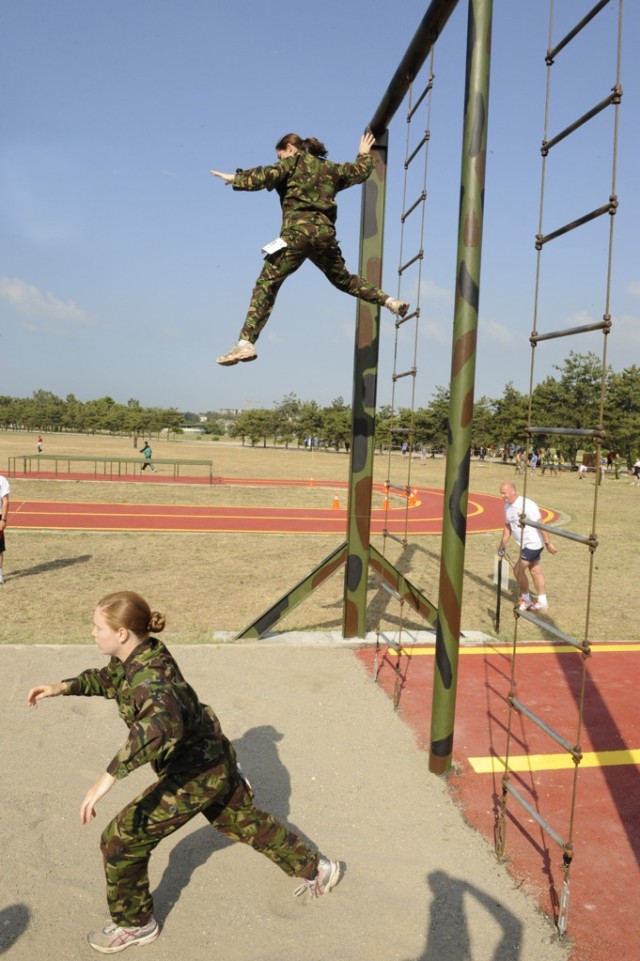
[498, 480, 557, 612]
[0, 474, 10, 585]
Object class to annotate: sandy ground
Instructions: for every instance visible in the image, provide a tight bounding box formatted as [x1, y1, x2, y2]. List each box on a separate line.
[0, 643, 571, 961]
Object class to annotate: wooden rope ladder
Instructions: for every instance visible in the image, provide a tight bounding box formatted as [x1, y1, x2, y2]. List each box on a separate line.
[373, 50, 436, 707]
[495, 0, 624, 937]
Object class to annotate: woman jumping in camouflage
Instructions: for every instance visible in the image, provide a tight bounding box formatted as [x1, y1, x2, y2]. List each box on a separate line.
[27, 591, 341, 954]
[211, 131, 408, 366]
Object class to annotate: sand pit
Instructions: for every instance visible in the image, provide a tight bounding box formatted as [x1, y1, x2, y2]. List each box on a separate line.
[1, 644, 570, 961]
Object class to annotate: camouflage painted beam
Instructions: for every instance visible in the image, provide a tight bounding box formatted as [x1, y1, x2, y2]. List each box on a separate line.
[369, 545, 438, 626]
[342, 133, 388, 638]
[429, 0, 493, 775]
[235, 542, 347, 640]
[369, 0, 460, 137]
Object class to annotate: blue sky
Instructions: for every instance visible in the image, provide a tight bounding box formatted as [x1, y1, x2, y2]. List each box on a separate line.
[1, 0, 638, 414]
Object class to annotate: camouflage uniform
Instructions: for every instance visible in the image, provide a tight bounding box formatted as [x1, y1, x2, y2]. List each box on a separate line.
[232, 151, 392, 343]
[63, 638, 319, 927]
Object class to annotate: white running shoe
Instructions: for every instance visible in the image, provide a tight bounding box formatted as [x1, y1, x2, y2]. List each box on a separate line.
[293, 857, 342, 899]
[217, 339, 258, 366]
[87, 917, 160, 953]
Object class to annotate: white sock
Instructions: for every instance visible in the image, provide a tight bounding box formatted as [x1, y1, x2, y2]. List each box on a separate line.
[537, 594, 548, 605]
[520, 594, 531, 604]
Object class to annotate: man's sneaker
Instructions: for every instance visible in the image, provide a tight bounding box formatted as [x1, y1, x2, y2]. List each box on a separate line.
[516, 598, 529, 611]
[528, 600, 550, 612]
[385, 297, 410, 318]
[0, 572, 4, 585]
[216, 339, 257, 366]
[293, 857, 342, 899]
[87, 918, 160, 954]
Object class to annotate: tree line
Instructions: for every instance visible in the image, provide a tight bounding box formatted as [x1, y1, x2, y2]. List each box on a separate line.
[2, 353, 639, 465]
[229, 353, 640, 465]
[0, 391, 184, 438]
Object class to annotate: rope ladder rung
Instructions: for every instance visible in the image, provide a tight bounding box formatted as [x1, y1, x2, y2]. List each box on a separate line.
[392, 367, 417, 382]
[385, 481, 411, 493]
[377, 630, 401, 651]
[379, 580, 403, 603]
[405, 130, 431, 168]
[396, 308, 420, 327]
[530, 315, 612, 344]
[382, 530, 408, 548]
[524, 519, 598, 550]
[509, 696, 582, 758]
[535, 197, 617, 248]
[525, 425, 606, 440]
[398, 249, 424, 275]
[502, 780, 567, 850]
[542, 86, 622, 155]
[515, 611, 591, 653]
[407, 76, 434, 121]
[401, 191, 427, 223]
[546, 0, 613, 62]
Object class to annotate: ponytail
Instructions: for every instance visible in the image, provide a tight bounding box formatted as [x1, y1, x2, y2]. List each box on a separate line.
[275, 133, 328, 159]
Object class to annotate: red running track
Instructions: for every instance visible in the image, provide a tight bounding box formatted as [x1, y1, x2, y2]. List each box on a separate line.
[7, 477, 556, 535]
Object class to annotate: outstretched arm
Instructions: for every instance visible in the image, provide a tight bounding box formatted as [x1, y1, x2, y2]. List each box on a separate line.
[27, 682, 68, 707]
[210, 169, 234, 185]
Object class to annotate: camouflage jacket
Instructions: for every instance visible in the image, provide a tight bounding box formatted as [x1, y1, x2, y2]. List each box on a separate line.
[232, 151, 373, 226]
[63, 638, 229, 781]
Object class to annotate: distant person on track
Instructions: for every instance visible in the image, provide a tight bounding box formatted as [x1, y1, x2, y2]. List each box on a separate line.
[139, 441, 156, 474]
[27, 591, 342, 953]
[497, 481, 557, 613]
[0, 474, 9, 585]
[210, 131, 409, 366]
[37, 435, 44, 453]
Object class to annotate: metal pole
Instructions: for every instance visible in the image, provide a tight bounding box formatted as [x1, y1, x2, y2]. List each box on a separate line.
[429, 0, 493, 774]
[495, 556, 503, 632]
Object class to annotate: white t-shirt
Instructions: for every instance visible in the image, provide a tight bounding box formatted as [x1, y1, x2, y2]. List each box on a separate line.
[504, 495, 543, 551]
[0, 475, 10, 499]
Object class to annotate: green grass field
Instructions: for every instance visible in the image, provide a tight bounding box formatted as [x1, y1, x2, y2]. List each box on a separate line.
[1, 429, 636, 644]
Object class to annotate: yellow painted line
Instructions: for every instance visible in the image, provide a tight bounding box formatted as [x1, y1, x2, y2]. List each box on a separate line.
[469, 749, 640, 774]
[391, 644, 640, 655]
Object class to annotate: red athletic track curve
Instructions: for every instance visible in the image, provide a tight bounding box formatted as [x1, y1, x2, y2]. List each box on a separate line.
[7, 476, 557, 535]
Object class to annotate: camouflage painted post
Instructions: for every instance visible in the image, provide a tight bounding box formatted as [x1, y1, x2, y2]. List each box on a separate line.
[429, 0, 493, 774]
[342, 133, 388, 638]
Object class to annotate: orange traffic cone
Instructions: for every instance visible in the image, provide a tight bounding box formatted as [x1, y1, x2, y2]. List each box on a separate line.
[408, 489, 418, 506]
[309, 477, 314, 488]
[332, 494, 341, 510]
[382, 495, 391, 510]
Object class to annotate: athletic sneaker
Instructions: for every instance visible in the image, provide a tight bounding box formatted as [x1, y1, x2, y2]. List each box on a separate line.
[216, 339, 258, 366]
[528, 601, 550, 612]
[293, 857, 342, 899]
[385, 297, 410, 318]
[87, 918, 160, 954]
[516, 598, 529, 611]
[0, 571, 4, 585]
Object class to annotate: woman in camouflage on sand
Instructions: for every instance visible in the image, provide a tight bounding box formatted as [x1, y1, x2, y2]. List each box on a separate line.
[27, 591, 341, 954]
[211, 131, 408, 366]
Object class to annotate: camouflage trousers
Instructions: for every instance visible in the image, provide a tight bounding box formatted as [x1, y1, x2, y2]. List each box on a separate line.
[100, 760, 319, 927]
[239, 217, 390, 343]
